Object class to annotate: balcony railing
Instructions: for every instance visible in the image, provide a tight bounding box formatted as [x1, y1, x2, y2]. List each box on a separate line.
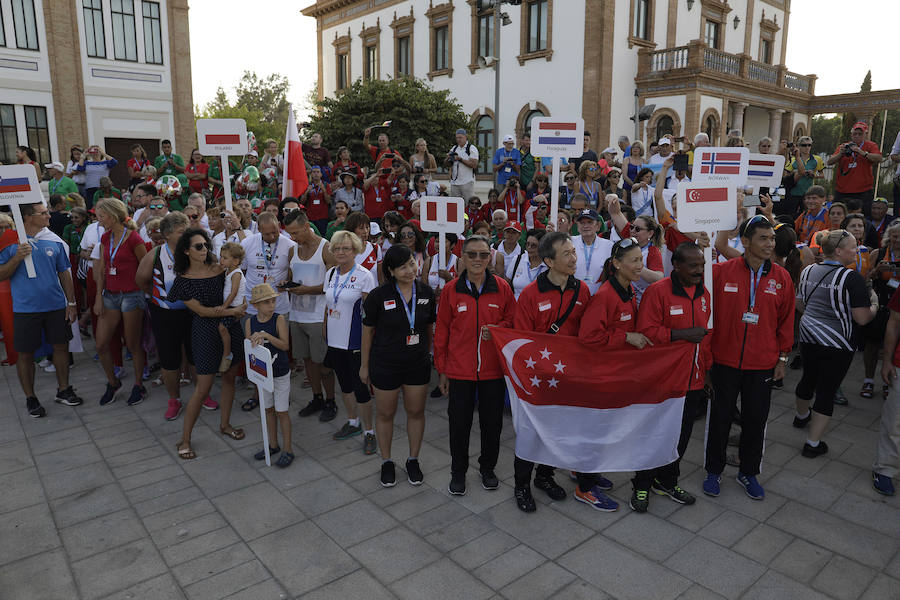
[639, 40, 815, 95]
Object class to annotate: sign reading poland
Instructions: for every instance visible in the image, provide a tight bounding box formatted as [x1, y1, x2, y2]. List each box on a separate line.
[197, 119, 249, 155]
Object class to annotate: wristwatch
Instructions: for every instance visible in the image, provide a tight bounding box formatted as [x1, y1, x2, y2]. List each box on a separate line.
[778, 355, 788, 363]
[67, 301, 77, 307]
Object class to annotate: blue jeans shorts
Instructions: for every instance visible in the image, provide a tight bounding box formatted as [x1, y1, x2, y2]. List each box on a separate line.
[102, 290, 147, 312]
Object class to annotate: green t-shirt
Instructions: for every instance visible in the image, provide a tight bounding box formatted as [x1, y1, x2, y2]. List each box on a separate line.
[47, 176, 78, 198]
[92, 187, 122, 204]
[62, 223, 85, 254]
[520, 152, 536, 188]
[785, 155, 825, 198]
[326, 220, 344, 240]
[154, 153, 185, 176]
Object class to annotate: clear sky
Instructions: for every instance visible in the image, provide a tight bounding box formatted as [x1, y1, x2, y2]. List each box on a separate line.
[188, 0, 900, 114]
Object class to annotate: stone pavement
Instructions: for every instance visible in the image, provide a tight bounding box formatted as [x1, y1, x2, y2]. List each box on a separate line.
[1, 341, 899, 600]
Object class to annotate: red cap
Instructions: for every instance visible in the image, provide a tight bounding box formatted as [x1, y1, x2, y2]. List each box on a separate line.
[852, 121, 868, 132]
[408, 219, 421, 231]
[504, 221, 522, 233]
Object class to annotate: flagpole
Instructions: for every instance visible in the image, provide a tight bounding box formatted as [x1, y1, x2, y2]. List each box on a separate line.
[282, 105, 292, 200]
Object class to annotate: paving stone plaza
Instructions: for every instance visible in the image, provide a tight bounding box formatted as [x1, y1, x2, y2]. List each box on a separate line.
[1, 341, 899, 600]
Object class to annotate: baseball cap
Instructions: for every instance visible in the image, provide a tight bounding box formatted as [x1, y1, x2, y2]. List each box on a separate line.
[852, 121, 868, 132]
[455, 128, 467, 136]
[247, 150, 259, 157]
[504, 221, 522, 233]
[576, 209, 600, 222]
[503, 134, 515, 143]
[370, 222, 382, 237]
[44, 161, 65, 171]
[657, 137, 672, 146]
[601, 146, 617, 155]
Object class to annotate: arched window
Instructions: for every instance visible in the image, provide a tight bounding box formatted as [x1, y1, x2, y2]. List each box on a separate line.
[704, 115, 718, 141]
[476, 114, 494, 174]
[524, 109, 544, 136]
[655, 115, 674, 141]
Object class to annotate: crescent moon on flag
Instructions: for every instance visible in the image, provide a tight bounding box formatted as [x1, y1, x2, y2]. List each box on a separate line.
[689, 190, 700, 202]
[501, 338, 533, 396]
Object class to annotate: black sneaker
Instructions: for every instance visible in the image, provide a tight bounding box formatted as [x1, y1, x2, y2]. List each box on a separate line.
[332, 421, 362, 440]
[99, 380, 122, 406]
[629, 488, 650, 513]
[406, 459, 424, 486]
[381, 461, 396, 487]
[26, 397, 46, 418]
[298, 394, 323, 417]
[801, 440, 828, 458]
[254, 446, 280, 460]
[792, 413, 811, 428]
[127, 384, 147, 407]
[514, 485, 537, 513]
[481, 470, 499, 490]
[319, 398, 338, 422]
[770, 379, 784, 390]
[54, 386, 83, 407]
[448, 473, 466, 496]
[430, 386, 443, 398]
[534, 474, 567, 501]
[651, 479, 696, 505]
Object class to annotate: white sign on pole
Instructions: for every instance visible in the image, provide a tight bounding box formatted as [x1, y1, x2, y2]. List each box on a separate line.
[244, 339, 274, 466]
[676, 182, 738, 233]
[530, 117, 585, 233]
[745, 153, 786, 190]
[691, 147, 749, 186]
[0, 164, 45, 278]
[419, 196, 464, 270]
[197, 118, 247, 212]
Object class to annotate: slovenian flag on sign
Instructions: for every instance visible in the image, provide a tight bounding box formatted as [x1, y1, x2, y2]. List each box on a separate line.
[0, 176, 31, 194]
[491, 327, 694, 472]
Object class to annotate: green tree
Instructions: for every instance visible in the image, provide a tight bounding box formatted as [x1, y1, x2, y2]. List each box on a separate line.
[810, 114, 842, 155]
[861, 70, 872, 93]
[197, 71, 292, 148]
[307, 78, 470, 168]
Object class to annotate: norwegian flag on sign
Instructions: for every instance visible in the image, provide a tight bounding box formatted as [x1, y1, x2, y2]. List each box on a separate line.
[691, 147, 748, 185]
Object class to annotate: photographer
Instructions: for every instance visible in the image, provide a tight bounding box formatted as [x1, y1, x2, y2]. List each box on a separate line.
[783, 136, 824, 218]
[499, 175, 525, 223]
[492, 134, 522, 188]
[446, 129, 479, 200]
[826, 122, 882, 215]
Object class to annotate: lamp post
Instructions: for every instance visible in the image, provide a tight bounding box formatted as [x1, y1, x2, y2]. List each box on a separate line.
[479, 0, 515, 167]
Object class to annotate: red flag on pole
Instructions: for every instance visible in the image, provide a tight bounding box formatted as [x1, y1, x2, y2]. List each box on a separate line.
[282, 106, 308, 199]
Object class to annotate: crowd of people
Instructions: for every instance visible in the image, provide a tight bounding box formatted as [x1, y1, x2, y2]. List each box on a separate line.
[2, 118, 899, 515]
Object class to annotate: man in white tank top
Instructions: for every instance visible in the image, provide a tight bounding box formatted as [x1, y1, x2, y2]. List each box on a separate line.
[240, 212, 296, 316]
[572, 209, 614, 295]
[283, 211, 339, 421]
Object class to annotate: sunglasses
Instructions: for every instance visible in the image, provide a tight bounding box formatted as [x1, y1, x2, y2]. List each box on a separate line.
[466, 251, 491, 260]
[614, 237, 639, 252]
[608, 173, 620, 177]
[799, 143, 811, 147]
[192, 242, 210, 251]
[149, 204, 165, 210]
[565, 176, 575, 181]
[283, 207, 300, 213]
[189, 214, 199, 219]
[399, 231, 416, 239]
[148, 228, 160, 234]
[631, 225, 648, 232]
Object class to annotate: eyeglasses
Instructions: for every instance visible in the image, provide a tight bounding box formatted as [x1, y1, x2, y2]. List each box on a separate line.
[799, 143, 812, 147]
[399, 231, 416, 239]
[149, 204, 165, 210]
[191, 242, 210, 251]
[466, 251, 491, 260]
[31, 210, 49, 217]
[564, 176, 575, 181]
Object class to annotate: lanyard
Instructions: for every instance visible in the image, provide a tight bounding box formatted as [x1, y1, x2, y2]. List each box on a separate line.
[748, 263, 766, 310]
[263, 238, 279, 272]
[332, 265, 357, 304]
[396, 283, 417, 331]
[108, 229, 128, 266]
[164, 242, 174, 262]
[49, 178, 62, 195]
[854, 250, 863, 273]
[581, 238, 596, 276]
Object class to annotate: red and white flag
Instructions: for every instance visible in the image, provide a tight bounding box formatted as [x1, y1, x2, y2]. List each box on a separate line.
[282, 105, 308, 199]
[491, 327, 694, 472]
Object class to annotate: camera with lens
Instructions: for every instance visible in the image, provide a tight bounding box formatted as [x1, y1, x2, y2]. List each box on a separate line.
[842, 143, 855, 157]
[445, 149, 458, 164]
[414, 165, 424, 173]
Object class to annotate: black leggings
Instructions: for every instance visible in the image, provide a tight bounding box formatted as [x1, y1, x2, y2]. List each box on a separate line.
[795, 343, 855, 417]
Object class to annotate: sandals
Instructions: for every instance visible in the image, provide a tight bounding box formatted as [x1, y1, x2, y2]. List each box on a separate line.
[255, 446, 280, 461]
[241, 397, 259, 412]
[220, 426, 245, 440]
[275, 452, 295, 468]
[176, 441, 196, 460]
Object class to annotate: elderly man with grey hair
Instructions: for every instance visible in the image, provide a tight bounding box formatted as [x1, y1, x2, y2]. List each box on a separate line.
[187, 192, 211, 233]
[618, 135, 631, 157]
[693, 132, 710, 147]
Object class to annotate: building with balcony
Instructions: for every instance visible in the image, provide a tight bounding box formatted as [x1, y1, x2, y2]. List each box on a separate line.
[0, 0, 193, 186]
[301, 0, 893, 165]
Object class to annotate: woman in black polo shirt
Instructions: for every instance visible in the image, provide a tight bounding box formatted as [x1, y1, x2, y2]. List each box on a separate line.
[360, 244, 437, 487]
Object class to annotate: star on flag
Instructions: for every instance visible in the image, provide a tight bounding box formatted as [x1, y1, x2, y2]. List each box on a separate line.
[540, 347, 552, 360]
[529, 376, 542, 387]
[525, 356, 536, 369]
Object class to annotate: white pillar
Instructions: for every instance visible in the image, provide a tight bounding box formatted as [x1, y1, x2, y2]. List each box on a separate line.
[731, 102, 748, 138]
[768, 109, 785, 142]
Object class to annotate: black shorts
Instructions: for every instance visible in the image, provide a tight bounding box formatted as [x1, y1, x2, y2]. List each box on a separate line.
[148, 304, 193, 371]
[371, 361, 431, 391]
[324, 347, 371, 403]
[13, 309, 72, 354]
[863, 306, 890, 344]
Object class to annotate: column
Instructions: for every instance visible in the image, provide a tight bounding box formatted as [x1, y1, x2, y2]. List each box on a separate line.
[768, 109, 785, 142]
[730, 102, 749, 137]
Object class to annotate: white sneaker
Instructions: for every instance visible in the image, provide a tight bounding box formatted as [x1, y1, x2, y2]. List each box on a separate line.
[44, 364, 56, 373]
[38, 358, 51, 368]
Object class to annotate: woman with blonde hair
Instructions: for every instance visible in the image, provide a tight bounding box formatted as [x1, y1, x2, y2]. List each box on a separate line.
[92, 198, 148, 407]
[575, 160, 602, 208]
[409, 138, 437, 175]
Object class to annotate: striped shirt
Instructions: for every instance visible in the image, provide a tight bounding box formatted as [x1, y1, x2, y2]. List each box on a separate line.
[798, 262, 868, 350]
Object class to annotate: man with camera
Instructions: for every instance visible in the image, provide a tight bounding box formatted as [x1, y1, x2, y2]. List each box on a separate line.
[492, 134, 522, 188]
[826, 122, 882, 215]
[446, 128, 479, 200]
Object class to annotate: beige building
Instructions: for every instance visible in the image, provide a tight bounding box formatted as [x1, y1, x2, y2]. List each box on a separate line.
[0, 0, 193, 186]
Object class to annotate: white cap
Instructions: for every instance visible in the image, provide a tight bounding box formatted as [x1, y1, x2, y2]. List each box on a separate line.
[247, 150, 259, 158]
[502, 134, 515, 143]
[601, 146, 617, 155]
[657, 137, 672, 146]
[44, 161, 65, 171]
[369, 221, 382, 236]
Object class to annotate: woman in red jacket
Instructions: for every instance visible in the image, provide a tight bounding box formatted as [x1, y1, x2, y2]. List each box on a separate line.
[434, 235, 516, 497]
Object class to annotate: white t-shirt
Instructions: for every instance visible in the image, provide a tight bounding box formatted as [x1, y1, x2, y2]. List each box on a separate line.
[666, 174, 691, 190]
[324, 264, 375, 350]
[223, 268, 245, 307]
[648, 152, 671, 166]
[212, 229, 251, 257]
[82, 222, 104, 259]
[510, 255, 548, 299]
[572, 234, 614, 295]
[496, 242, 523, 280]
[449, 143, 478, 186]
[240, 233, 296, 315]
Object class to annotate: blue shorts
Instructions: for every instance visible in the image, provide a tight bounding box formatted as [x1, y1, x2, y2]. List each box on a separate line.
[102, 290, 147, 312]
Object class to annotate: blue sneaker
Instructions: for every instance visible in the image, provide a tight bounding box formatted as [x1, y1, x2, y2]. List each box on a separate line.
[872, 471, 895, 496]
[702, 473, 721, 497]
[574, 486, 619, 511]
[736, 472, 765, 500]
[595, 474, 614, 491]
[99, 380, 122, 406]
[113, 366, 123, 380]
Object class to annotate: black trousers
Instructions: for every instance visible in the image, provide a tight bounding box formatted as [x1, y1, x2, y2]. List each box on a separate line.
[795, 343, 854, 418]
[448, 378, 505, 475]
[705, 364, 773, 476]
[633, 389, 705, 490]
[513, 458, 555, 487]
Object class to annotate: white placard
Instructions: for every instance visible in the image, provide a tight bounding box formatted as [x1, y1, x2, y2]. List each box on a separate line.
[675, 182, 737, 233]
[244, 339, 274, 466]
[197, 119, 249, 155]
[530, 117, 584, 157]
[0, 164, 45, 278]
[419, 196, 464, 234]
[746, 153, 786, 189]
[691, 147, 749, 186]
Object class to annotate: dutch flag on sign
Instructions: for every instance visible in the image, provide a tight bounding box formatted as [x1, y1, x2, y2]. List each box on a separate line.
[699, 151, 742, 175]
[0, 175, 32, 194]
[536, 122, 578, 146]
[748, 158, 777, 179]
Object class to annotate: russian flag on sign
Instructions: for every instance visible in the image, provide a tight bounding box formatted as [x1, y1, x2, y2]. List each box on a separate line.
[699, 151, 742, 175]
[0, 176, 31, 194]
[536, 122, 578, 146]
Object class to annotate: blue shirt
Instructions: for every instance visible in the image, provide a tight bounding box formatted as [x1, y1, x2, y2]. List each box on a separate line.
[0, 233, 70, 313]
[493, 147, 522, 186]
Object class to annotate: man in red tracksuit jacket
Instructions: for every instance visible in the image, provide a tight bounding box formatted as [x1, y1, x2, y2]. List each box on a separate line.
[434, 235, 516, 496]
[511, 232, 591, 513]
[633, 242, 712, 512]
[704, 216, 795, 501]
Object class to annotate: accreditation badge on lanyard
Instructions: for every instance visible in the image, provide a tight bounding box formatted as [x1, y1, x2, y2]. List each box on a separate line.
[581, 239, 596, 284]
[397, 284, 419, 345]
[742, 264, 765, 325]
[262, 238, 279, 284]
[108, 230, 128, 276]
[329, 265, 357, 320]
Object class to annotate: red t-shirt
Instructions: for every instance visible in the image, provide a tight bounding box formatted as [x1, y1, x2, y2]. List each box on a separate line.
[102, 229, 143, 292]
[364, 176, 392, 219]
[185, 162, 209, 193]
[833, 140, 879, 194]
[889, 288, 900, 368]
[127, 157, 150, 177]
[304, 182, 331, 221]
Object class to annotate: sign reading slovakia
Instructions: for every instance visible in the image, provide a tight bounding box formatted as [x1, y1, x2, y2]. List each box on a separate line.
[530, 117, 584, 157]
[197, 119, 249, 155]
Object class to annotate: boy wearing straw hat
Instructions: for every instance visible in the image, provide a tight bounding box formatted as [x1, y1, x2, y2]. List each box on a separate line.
[245, 283, 294, 467]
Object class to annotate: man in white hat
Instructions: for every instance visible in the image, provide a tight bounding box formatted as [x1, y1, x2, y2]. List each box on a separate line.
[493, 134, 521, 187]
[648, 137, 673, 166]
[46, 161, 78, 199]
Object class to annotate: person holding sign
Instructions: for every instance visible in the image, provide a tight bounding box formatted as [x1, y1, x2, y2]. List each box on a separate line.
[0, 202, 83, 417]
[703, 216, 795, 500]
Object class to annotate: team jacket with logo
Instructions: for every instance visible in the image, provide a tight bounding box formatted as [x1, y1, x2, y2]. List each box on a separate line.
[578, 277, 638, 348]
[434, 270, 516, 380]
[636, 275, 712, 391]
[711, 257, 795, 371]
[514, 273, 590, 335]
